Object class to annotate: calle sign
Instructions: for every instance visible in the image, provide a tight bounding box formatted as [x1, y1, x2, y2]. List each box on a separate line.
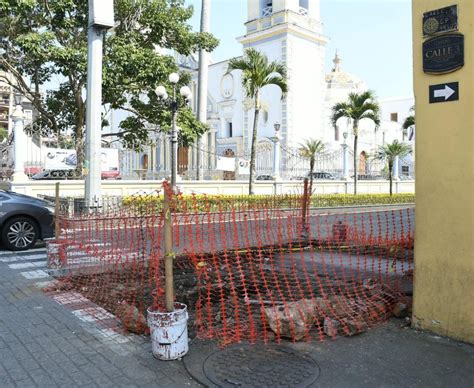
[423, 33, 464, 74]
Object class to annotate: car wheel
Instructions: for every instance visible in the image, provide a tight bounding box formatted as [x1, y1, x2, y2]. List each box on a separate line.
[1, 217, 39, 251]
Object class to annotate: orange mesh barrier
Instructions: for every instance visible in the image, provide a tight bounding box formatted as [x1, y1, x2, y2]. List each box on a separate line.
[46, 182, 414, 344]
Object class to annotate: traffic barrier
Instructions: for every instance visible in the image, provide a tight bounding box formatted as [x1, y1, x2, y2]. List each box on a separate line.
[46, 182, 414, 344]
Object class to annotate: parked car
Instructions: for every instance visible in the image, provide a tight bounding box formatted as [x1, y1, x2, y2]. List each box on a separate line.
[31, 170, 74, 180]
[256, 174, 273, 181]
[32, 169, 121, 180]
[308, 172, 336, 180]
[101, 169, 121, 180]
[0, 190, 54, 251]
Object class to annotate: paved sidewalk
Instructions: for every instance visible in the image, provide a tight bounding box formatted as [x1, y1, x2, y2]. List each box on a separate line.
[0, 247, 197, 387]
[0, 246, 473, 388]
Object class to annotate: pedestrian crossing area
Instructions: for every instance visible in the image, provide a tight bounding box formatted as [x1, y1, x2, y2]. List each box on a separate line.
[0, 240, 146, 280]
[0, 246, 50, 280]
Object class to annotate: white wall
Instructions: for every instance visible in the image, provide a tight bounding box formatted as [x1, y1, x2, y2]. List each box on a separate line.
[1, 179, 414, 198]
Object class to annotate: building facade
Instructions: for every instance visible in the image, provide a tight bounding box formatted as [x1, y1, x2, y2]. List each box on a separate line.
[113, 0, 415, 180]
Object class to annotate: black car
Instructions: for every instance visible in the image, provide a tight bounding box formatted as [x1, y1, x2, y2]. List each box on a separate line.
[31, 170, 76, 180]
[309, 172, 336, 180]
[256, 174, 273, 181]
[0, 190, 54, 251]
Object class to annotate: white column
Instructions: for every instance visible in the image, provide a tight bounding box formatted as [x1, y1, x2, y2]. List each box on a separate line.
[272, 134, 281, 180]
[342, 144, 350, 180]
[393, 155, 400, 181]
[85, 25, 104, 204]
[11, 105, 28, 182]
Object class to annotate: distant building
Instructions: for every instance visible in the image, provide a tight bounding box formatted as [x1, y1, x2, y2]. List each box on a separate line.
[112, 0, 415, 179]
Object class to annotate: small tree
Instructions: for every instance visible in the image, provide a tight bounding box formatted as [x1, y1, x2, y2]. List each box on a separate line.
[228, 49, 287, 195]
[331, 91, 380, 195]
[375, 140, 412, 195]
[299, 138, 325, 194]
[402, 106, 415, 141]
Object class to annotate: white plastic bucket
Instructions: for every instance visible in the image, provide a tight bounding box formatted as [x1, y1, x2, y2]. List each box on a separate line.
[147, 303, 189, 360]
[46, 241, 66, 269]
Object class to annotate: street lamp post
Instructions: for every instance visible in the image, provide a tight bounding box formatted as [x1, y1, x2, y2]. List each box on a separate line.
[11, 94, 28, 182]
[270, 122, 281, 180]
[85, 0, 114, 206]
[342, 132, 350, 180]
[155, 73, 192, 193]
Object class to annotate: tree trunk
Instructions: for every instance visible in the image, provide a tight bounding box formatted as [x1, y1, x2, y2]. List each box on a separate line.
[353, 127, 358, 195]
[309, 158, 314, 195]
[249, 94, 260, 195]
[388, 161, 393, 196]
[75, 100, 86, 176]
[196, 0, 210, 180]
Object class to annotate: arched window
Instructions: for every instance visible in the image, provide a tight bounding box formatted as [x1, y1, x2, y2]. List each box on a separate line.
[261, 0, 272, 16]
[141, 154, 149, 170]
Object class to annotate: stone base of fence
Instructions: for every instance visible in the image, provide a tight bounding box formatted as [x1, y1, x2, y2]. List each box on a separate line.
[0, 179, 415, 198]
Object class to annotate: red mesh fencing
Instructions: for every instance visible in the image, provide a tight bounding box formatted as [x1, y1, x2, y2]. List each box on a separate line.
[46, 182, 414, 344]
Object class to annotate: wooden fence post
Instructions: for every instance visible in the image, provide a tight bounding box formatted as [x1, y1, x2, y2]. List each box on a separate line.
[302, 178, 310, 238]
[163, 184, 175, 312]
[55, 182, 60, 240]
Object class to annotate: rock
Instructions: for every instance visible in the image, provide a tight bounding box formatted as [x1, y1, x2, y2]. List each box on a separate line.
[340, 317, 369, 336]
[264, 299, 316, 341]
[392, 302, 409, 318]
[116, 303, 148, 334]
[323, 317, 340, 338]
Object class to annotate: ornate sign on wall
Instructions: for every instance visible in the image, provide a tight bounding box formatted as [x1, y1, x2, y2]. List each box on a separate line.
[423, 5, 458, 37]
[423, 33, 464, 74]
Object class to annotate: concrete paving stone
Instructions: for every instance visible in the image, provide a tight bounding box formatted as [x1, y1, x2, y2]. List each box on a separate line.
[109, 375, 136, 386]
[0, 376, 15, 388]
[19, 358, 41, 371]
[30, 371, 59, 387]
[68, 354, 91, 367]
[7, 368, 32, 381]
[101, 365, 126, 379]
[15, 378, 37, 388]
[68, 371, 95, 386]
[11, 348, 33, 361]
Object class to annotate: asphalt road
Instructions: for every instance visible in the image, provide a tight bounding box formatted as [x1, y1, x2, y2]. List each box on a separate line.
[55, 205, 414, 274]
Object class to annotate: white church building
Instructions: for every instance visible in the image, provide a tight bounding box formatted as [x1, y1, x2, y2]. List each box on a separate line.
[116, 0, 415, 180]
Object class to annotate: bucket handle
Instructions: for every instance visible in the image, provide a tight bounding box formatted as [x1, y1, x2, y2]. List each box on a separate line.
[157, 325, 187, 346]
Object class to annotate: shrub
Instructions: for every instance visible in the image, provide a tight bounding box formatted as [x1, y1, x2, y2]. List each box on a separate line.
[122, 193, 415, 213]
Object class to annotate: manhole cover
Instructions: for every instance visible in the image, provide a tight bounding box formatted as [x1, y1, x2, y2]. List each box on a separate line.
[202, 344, 320, 387]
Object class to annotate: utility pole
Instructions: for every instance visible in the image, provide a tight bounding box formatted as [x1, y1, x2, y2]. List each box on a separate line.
[196, 0, 210, 180]
[85, 0, 114, 206]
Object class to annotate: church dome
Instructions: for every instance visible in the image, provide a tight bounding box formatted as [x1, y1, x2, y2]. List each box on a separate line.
[326, 51, 364, 89]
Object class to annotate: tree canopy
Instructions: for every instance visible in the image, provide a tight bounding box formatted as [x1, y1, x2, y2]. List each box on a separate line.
[0, 0, 218, 167]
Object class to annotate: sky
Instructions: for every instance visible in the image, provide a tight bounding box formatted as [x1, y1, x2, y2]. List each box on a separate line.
[184, 0, 413, 99]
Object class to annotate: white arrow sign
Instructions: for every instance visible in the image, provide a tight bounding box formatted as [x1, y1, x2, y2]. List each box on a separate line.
[434, 85, 456, 100]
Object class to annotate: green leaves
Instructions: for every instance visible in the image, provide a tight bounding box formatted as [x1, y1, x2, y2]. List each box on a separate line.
[375, 140, 412, 165]
[0, 0, 219, 156]
[228, 48, 288, 100]
[331, 90, 381, 131]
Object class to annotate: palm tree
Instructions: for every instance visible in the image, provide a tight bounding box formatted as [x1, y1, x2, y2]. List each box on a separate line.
[402, 106, 415, 141]
[300, 138, 325, 194]
[331, 91, 381, 195]
[375, 140, 412, 195]
[228, 49, 287, 195]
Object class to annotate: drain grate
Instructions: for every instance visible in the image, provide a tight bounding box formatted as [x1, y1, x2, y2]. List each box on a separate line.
[202, 344, 320, 387]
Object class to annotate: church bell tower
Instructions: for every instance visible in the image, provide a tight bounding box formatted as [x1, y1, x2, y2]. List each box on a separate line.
[238, 0, 329, 150]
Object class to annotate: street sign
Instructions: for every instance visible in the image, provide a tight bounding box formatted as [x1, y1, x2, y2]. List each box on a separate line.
[423, 33, 464, 74]
[423, 5, 458, 37]
[429, 82, 459, 103]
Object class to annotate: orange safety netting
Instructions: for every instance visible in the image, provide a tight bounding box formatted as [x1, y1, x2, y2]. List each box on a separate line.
[46, 182, 414, 344]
